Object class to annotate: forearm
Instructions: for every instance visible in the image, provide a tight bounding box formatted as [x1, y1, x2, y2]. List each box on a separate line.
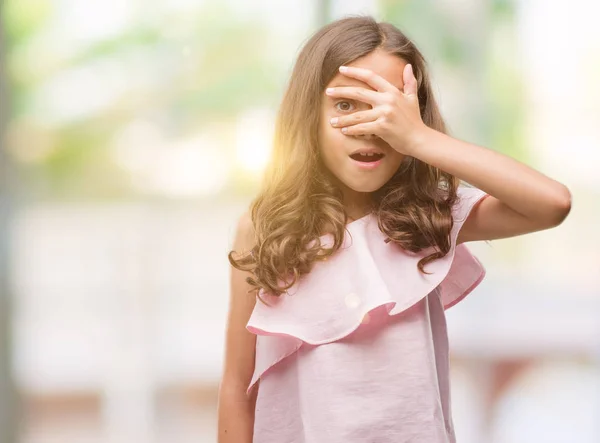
[406, 126, 571, 223]
[217, 384, 256, 443]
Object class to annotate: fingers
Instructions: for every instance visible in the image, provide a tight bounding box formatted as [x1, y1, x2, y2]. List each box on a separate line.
[339, 121, 379, 136]
[338, 66, 397, 94]
[330, 109, 379, 129]
[402, 64, 418, 97]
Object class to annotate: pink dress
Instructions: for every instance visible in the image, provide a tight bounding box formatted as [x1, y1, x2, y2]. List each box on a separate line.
[246, 186, 489, 443]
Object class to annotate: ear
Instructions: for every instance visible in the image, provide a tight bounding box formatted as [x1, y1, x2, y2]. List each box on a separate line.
[402, 64, 418, 97]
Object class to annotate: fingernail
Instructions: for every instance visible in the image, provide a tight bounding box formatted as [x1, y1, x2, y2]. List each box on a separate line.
[326, 88, 334, 94]
[341, 127, 348, 133]
[330, 117, 338, 126]
[339, 66, 348, 72]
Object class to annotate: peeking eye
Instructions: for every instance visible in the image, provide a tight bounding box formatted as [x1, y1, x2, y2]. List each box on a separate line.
[334, 101, 355, 112]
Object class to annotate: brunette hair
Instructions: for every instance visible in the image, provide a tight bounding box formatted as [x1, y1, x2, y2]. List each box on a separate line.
[229, 15, 460, 298]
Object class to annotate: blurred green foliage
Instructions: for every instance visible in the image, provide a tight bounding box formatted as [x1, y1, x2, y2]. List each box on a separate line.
[3, 0, 52, 40]
[3, 0, 527, 200]
[381, 0, 526, 162]
[3, 1, 285, 199]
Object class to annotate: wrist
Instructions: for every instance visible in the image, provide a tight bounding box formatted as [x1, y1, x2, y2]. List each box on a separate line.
[404, 124, 435, 155]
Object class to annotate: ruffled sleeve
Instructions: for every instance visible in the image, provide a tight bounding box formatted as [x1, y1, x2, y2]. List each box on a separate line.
[438, 185, 489, 308]
[245, 185, 489, 394]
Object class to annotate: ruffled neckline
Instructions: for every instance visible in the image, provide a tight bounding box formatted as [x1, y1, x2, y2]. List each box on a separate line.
[245, 186, 489, 394]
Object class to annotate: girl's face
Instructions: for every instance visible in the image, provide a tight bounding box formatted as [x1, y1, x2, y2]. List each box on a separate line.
[318, 49, 407, 210]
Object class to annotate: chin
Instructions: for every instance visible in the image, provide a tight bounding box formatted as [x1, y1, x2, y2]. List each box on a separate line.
[342, 179, 387, 193]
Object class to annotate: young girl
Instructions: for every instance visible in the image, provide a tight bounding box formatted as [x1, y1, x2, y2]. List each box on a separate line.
[218, 16, 571, 443]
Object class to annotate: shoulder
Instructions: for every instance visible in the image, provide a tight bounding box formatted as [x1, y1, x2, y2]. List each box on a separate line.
[233, 209, 256, 252]
[453, 186, 489, 222]
[237, 209, 254, 234]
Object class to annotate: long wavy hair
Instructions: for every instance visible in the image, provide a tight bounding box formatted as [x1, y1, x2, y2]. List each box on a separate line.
[229, 16, 461, 299]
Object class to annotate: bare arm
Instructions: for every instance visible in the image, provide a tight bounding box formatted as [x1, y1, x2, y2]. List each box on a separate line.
[319, 64, 571, 243]
[407, 127, 572, 244]
[217, 211, 259, 443]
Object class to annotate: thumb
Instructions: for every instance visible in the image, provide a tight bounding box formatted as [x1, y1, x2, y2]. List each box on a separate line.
[402, 64, 418, 97]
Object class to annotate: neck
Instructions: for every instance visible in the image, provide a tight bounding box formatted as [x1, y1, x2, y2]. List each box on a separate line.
[342, 189, 373, 221]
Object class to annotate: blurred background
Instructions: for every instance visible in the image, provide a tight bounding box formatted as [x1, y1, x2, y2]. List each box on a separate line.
[1, 0, 599, 442]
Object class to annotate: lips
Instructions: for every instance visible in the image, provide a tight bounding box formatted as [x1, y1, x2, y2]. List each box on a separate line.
[349, 152, 385, 163]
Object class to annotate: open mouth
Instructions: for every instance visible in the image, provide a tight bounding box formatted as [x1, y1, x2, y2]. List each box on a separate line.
[349, 153, 385, 163]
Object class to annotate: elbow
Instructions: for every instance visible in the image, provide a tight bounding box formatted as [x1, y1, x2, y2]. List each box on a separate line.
[546, 185, 572, 227]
